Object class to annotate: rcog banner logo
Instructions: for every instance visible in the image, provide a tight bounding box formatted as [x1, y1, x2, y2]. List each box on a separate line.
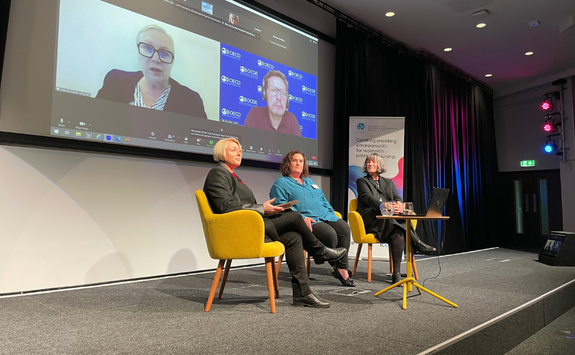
[221, 108, 242, 117]
[288, 94, 303, 104]
[357, 123, 365, 130]
[221, 47, 241, 58]
[239, 96, 258, 105]
[221, 75, 241, 86]
[257, 59, 274, 70]
[288, 70, 303, 79]
[302, 85, 316, 95]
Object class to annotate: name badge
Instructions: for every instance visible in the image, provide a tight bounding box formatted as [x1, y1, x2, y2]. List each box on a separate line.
[311, 184, 320, 189]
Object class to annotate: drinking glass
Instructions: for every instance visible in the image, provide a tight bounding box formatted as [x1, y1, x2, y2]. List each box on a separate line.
[380, 202, 394, 216]
[403, 202, 414, 215]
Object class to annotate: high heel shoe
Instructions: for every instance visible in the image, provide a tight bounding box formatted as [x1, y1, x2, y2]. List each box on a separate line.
[331, 267, 355, 287]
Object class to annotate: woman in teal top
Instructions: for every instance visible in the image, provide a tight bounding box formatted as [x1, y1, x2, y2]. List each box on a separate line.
[270, 150, 354, 287]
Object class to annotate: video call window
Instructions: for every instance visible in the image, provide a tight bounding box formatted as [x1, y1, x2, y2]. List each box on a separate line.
[46, 0, 320, 165]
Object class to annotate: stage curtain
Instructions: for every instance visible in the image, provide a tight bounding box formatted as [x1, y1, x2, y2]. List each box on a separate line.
[334, 20, 498, 253]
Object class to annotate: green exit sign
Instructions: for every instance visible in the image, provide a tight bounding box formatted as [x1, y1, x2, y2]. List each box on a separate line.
[520, 160, 536, 167]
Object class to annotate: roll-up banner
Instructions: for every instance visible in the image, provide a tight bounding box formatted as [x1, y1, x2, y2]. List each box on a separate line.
[348, 116, 405, 261]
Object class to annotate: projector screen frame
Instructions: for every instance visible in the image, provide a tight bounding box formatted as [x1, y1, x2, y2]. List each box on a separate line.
[0, 0, 335, 175]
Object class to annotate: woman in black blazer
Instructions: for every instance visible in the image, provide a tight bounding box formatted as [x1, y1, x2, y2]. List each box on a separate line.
[203, 138, 346, 308]
[356, 153, 435, 283]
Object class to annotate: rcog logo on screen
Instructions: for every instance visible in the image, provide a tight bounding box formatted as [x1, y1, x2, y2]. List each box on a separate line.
[288, 70, 303, 79]
[240, 66, 258, 76]
[302, 85, 316, 94]
[257, 59, 274, 69]
[221, 108, 242, 117]
[239, 96, 258, 105]
[221, 47, 241, 58]
[288, 94, 303, 104]
[302, 111, 316, 119]
[357, 123, 365, 130]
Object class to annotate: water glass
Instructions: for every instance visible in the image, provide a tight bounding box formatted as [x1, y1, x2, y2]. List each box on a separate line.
[403, 202, 414, 215]
[380, 202, 394, 216]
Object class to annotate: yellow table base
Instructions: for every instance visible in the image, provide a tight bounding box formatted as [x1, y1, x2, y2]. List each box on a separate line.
[374, 277, 457, 310]
[374, 214, 458, 310]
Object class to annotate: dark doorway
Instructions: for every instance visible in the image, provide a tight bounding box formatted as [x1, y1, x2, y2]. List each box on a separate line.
[497, 170, 563, 250]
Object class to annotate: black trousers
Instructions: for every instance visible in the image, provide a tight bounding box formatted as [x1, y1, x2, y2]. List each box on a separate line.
[264, 211, 325, 297]
[311, 219, 350, 269]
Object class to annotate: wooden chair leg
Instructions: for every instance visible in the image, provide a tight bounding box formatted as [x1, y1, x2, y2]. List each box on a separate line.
[265, 257, 277, 314]
[389, 246, 394, 274]
[412, 253, 419, 280]
[305, 251, 311, 276]
[271, 256, 280, 298]
[205, 259, 225, 312]
[218, 259, 232, 299]
[353, 244, 362, 276]
[275, 253, 283, 278]
[367, 244, 373, 282]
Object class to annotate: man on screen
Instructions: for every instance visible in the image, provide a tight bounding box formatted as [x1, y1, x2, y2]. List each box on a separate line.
[96, 24, 207, 118]
[244, 70, 302, 136]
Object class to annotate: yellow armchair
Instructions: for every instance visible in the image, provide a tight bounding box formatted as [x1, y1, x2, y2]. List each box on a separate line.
[195, 190, 285, 313]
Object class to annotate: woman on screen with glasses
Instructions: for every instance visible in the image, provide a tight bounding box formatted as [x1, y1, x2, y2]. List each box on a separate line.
[243, 69, 302, 136]
[96, 24, 207, 118]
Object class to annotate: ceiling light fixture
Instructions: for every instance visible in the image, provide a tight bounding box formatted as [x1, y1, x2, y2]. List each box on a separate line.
[385, 12, 395, 17]
[485, 74, 492, 77]
[525, 51, 534, 56]
[444, 47, 453, 52]
[476, 23, 486, 28]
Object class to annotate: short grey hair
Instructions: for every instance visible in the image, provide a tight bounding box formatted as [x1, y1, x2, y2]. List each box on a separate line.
[136, 24, 175, 53]
[213, 138, 241, 162]
[362, 153, 387, 174]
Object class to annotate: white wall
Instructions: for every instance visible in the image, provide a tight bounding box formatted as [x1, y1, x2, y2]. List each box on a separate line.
[0, 145, 332, 293]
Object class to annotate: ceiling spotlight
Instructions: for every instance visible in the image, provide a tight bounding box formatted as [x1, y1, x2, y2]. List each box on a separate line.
[485, 74, 493, 77]
[385, 12, 395, 17]
[525, 51, 534, 56]
[476, 23, 486, 28]
[444, 47, 453, 52]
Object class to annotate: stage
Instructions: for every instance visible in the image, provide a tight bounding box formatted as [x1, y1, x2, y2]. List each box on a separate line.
[1, 248, 574, 354]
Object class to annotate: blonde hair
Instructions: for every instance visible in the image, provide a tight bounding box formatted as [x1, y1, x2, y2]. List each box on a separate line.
[136, 24, 175, 53]
[213, 138, 241, 162]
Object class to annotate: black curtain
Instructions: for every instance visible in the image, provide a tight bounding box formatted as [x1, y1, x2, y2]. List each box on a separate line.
[333, 21, 498, 254]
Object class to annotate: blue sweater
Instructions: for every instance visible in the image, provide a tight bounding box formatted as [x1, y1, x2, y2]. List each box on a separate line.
[269, 176, 339, 224]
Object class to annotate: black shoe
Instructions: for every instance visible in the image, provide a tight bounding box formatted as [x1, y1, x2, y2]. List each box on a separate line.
[331, 267, 356, 287]
[293, 294, 330, 308]
[412, 241, 436, 255]
[391, 272, 401, 284]
[314, 247, 346, 265]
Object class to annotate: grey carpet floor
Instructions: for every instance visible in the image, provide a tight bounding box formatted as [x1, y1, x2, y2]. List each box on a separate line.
[1, 248, 574, 355]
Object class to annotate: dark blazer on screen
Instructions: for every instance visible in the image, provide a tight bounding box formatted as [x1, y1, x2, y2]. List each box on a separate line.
[96, 69, 208, 118]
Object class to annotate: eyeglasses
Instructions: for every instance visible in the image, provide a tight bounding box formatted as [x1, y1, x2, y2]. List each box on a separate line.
[266, 85, 287, 99]
[137, 42, 174, 64]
